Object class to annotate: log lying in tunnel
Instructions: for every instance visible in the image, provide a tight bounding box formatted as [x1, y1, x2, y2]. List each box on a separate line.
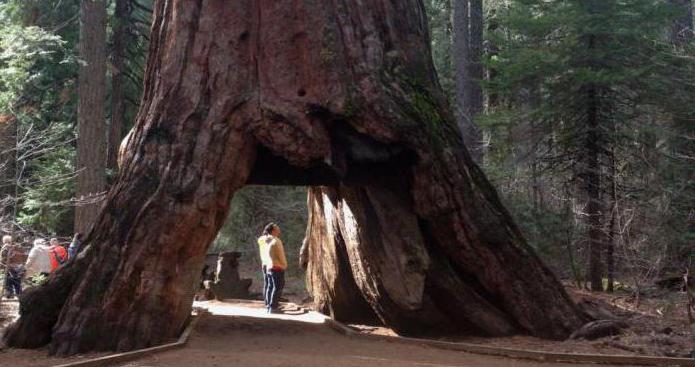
[3, 0, 586, 355]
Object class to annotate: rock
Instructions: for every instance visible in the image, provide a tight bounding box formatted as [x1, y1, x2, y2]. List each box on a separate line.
[570, 320, 629, 340]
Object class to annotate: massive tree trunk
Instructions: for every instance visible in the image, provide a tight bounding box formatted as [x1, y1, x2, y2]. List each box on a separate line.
[5, 0, 585, 355]
[75, 0, 107, 233]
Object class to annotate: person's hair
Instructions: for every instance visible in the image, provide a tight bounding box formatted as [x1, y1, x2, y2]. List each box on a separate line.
[2, 235, 12, 244]
[262, 222, 278, 236]
[50, 237, 58, 244]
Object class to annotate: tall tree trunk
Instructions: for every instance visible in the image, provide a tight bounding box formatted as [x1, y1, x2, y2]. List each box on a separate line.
[670, 0, 693, 46]
[669, 0, 694, 272]
[0, 117, 17, 221]
[75, 0, 107, 234]
[453, 0, 483, 162]
[107, 0, 129, 173]
[484, 8, 500, 111]
[584, 82, 604, 292]
[5, 0, 586, 355]
[468, 0, 484, 126]
[606, 147, 617, 293]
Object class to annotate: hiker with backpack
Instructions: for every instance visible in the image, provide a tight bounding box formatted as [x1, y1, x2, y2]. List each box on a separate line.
[48, 237, 68, 271]
[1, 235, 25, 299]
[25, 238, 52, 279]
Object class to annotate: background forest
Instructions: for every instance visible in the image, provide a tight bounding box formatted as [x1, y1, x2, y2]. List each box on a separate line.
[0, 0, 693, 297]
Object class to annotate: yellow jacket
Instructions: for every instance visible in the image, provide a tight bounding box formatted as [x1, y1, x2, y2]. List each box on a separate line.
[257, 235, 287, 270]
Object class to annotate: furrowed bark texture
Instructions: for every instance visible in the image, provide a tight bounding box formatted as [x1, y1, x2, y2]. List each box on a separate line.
[305, 187, 378, 323]
[5, 0, 585, 355]
[75, 0, 107, 234]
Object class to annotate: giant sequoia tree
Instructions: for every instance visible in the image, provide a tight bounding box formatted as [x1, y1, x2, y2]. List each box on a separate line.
[4, 0, 586, 355]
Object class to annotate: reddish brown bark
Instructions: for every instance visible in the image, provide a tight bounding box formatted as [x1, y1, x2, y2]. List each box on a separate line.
[5, 0, 586, 355]
[305, 187, 378, 323]
[75, 0, 107, 233]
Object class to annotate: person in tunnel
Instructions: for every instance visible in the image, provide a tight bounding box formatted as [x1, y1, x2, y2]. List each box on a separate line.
[258, 222, 288, 314]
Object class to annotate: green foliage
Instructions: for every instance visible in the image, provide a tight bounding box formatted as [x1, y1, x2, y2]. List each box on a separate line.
[16, 144, 75, 234]
[0, 0, 79, 235]
[0, 0, 153, 236]
[481, 0, 695, 278]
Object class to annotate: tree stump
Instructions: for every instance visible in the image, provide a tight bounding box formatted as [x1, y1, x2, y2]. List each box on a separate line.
[210, 252, 252, 300]
[4, 0, 586, 355]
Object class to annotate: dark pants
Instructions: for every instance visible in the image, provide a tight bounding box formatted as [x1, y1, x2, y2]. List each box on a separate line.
[4, 268, 22, 297]
[262, 266, 269, 307]
[267, 269, 285, 310]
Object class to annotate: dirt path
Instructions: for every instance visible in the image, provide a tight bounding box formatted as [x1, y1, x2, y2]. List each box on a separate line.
[119, 301, 621, 367]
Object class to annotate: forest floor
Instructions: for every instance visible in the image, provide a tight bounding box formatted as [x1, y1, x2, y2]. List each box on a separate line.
[0, 286, 693, 366]
[345, 285, 695, 359]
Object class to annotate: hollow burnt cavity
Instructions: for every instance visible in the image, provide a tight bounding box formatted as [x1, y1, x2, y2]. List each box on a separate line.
[4, 0, 586, 355]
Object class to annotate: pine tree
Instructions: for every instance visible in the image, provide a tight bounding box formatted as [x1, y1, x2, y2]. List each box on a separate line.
[489, 0, 693, 291]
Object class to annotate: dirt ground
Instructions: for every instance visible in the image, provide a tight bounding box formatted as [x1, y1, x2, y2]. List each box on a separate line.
[0, 300, 628, 367]
[1, 300, 109, 367]
[1, 286, 693, 367]
[120, 301, 625, 367]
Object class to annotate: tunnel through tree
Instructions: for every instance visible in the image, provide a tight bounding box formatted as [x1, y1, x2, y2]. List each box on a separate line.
[4, 0, 586, 355]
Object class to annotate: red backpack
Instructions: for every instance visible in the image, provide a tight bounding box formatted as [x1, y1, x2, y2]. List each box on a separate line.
[49, 246, 68, 271]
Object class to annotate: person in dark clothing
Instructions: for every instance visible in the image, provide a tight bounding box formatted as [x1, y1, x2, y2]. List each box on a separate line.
[1, 235, 25, 298]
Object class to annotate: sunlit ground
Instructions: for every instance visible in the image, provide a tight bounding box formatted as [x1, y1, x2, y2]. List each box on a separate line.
[192, 299, 327, 324]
